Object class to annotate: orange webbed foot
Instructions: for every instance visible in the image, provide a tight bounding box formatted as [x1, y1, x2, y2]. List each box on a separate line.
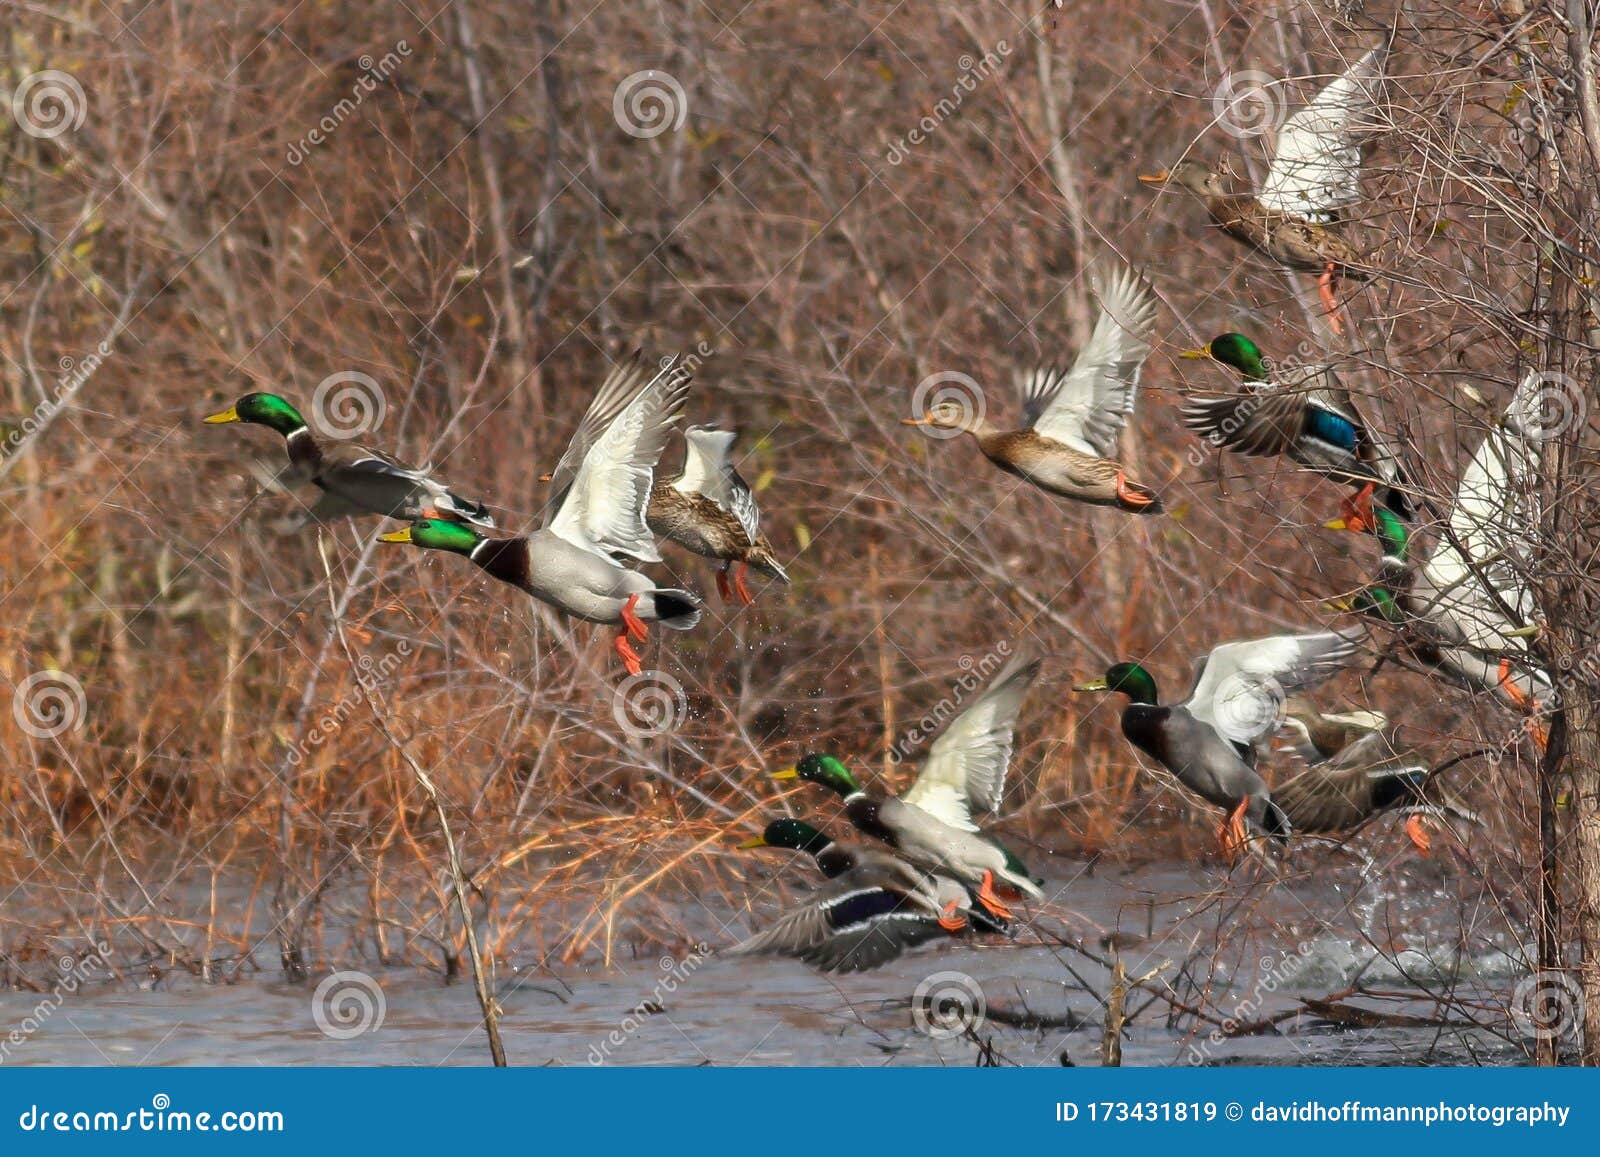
[975, 871, 1016, 921]
[620, 593, 649, 643]
[1319, 263, 1344, 335]
[1220, 799, 1251, 861]
[1115, 470, 1155, 509]
[715, 565, 734, 603]
[1339, 482, 1378, 535]
[733, 562, 755, 606]
[614, 632, 644, 677]
[1405, 814, 1432, 856]
[938, 900, 967, 933]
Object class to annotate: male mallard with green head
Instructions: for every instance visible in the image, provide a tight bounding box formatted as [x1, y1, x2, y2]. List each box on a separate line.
[773, 651, 1044, 918]
[204, 392, 494, 528]
[1073, 630, 1360, 857]
[1139, 42, 1389, 334]
[729, 819, 1008, 972]
[902, 261, 1163, 513]
[378, 351, 702, 676]
[1325, 374, 1552, 743]
[647, 427, 789, 605]
[1178, 332, 1412, 531]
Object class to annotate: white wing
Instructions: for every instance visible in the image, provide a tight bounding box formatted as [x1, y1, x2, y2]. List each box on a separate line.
[1020, 261, 1158, 459]
[1258, 42, 1387, 223]
[903, 652, 1040, 827]
[548, 357, 693, 561]
[672, 426, 762, 542]
[1420, 372, 1542, 651]
[542, 350, 655, 528]
[1187, 631, 1359, 743]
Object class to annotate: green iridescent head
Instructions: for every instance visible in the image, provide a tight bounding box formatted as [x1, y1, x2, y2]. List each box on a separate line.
[1183, 333, 1268, 381]
[773, 753, 860, 798]
[1373, 507, 1410, 559]
[1075, 662, 1160, 705]
[378, 518, 485, 554]
[1328, 581, 1405, 626]
[739, 818, 833, 855]
[203, 392, 308, 437]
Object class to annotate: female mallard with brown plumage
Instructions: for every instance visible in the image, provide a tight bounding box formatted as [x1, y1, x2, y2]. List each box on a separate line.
[1276, 694, 1390, 764]
[647, 427, 789, 605]
[901, 260, 1163, 513]
[1270, 724, 1479, 854]
[1139, 41, 1389, 334]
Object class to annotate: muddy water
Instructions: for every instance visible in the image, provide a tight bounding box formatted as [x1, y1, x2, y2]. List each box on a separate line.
[0, 859, 1540, 1066]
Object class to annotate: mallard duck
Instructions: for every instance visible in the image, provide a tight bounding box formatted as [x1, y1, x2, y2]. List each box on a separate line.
[1276, 694, 1389, 764]
[1328, 513, 1551, 742]
[1139, 42, 1388, 333]
[773, 651, 1044, 917]
[378, 351, 702, 676]
[901, 261, 1163, 512]
[203, 393, 494, 527]
[1178, 332, 1413, 530]
[1072, 630, 1360, 855]
[729, 819, 1008, 972]
[1326, 375, 1552, 736]
[1272, 728, 1479, 853]
[646, 427, 789, 605]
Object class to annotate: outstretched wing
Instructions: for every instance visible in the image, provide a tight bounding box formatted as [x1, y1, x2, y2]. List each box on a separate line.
[903, 651, 1041, 826]
[674, 426, 762, 542]
[547, 355, 693, 561]
[1421, 372, 1542, 651]
[1186, 631, 1359, 744]
[1020, 262, 1158, 459]
[1258, 41, 1388, 223]
[542, 350, 654, 526]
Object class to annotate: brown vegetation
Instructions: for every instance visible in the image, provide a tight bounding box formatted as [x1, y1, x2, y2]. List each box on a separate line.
[1, 0, 1593, 1062]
